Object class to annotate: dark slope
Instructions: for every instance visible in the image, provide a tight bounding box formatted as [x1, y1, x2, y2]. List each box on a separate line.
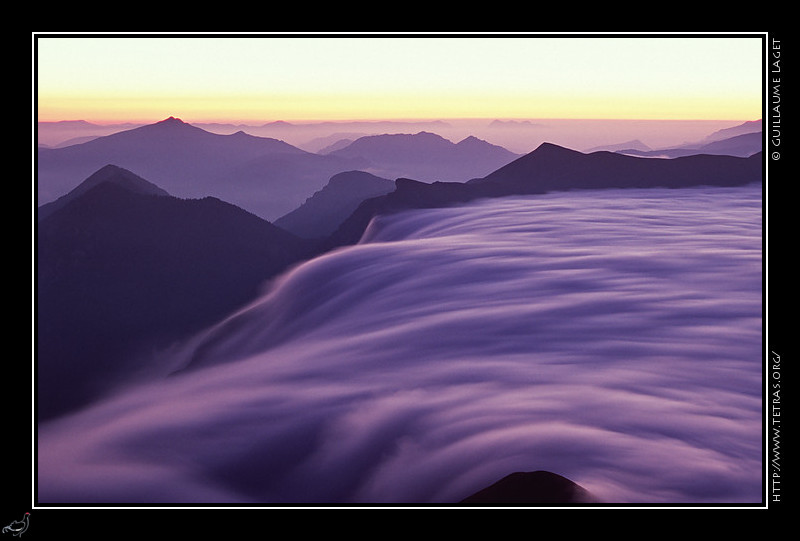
[325, 143, 763, 249]
[274, 170, 396, 239]
[37, 174, 316, 420]
[472, 142, 762, 191]
[461, 471, 598, 504]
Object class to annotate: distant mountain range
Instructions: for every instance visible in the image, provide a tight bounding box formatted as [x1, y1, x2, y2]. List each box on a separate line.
[702, 119, 762, 143]
[37, 167, 317, 420]
[37, 118, 519, 221]
[196, 119, 454, 145]
[579, 119, 762, 157]
[487, 119, 547, 129]
[616, 131, 762, 158]
[37, 118, 454, 151]
[327, 131, 520, 183]
[37, 120, 142, 148]
[584, 139, 652, 153]
[37, 117, 370, 221]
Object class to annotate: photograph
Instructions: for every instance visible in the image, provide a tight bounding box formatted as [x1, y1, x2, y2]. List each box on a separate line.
[24, 31, 781, 529]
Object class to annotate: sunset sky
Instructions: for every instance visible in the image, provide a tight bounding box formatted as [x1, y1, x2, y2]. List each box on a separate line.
[34, 33, 764, 124]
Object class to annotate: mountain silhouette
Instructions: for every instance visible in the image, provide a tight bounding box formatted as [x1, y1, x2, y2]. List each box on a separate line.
[37, 116, 367, 220]
[461, 471, 598, 504]
[617, 131, 762, 158]
[183, 119, 453, 151]
[325, 142, 763, 249]
[37, 164, 170, 221]
[37, 167, 317, 420]
[327, 131, 519, 182]
[488, 119, 545, 128]
[312, 134, 366, 154]
[472, 142, 762, 192]
[702, 119, 762, 143]
[585, 139, 652, 153]
[274, 170, 396, 238]
[37, 119, 142, 147]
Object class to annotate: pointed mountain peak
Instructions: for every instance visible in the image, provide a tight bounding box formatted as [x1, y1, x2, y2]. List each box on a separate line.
[533, 141, 579, 153]
[88, 163, 130, 178]
[157, 116, 186, 125]
[456, 135, 509, 149]
[457, 135, 484, 144]
[83, 164, 170, 196]
[461, 471, 598, 504]
[38, 165, 170, 222]
[526, 142, 585, 159]
[262, 120, 294, 128]
[145, 116, 203, 133]
[421, 131, 453, 142]
[128, 116, 208, 138]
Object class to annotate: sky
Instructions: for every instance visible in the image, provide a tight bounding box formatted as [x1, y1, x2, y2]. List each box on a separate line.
[34, 33, 765, 124]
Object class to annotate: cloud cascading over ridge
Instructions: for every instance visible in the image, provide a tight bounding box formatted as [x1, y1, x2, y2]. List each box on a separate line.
[37, 185, 763, 505]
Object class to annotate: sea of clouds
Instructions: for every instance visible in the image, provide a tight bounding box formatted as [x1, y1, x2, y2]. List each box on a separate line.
[37, 184, 763, 505]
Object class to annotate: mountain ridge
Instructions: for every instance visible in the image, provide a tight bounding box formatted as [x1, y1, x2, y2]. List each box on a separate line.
[274, 170, 395, 239]
[324, 142, 763, 249]
[37, 167, 317, 420]
[37, 164, 170, 221]
[37, 117, 520, 220]
[616, 131, 762, 158]
[37, 117, 365, 220]
[328, 131, 520, 182]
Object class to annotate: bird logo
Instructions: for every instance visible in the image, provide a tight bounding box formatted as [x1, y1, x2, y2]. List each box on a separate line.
[1, 513, 29, 537]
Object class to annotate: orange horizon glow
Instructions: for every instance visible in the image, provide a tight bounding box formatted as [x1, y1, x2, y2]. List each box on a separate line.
[36, 95, 763, 125]
[36, 86, 762, 125]
[35, 35, 764, 127]
[35, 113, 762, 127]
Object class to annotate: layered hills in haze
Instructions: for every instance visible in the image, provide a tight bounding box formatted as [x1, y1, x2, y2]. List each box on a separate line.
[37, 117, 368, 221]
[616, 131, 762, 158]
[37, 118, 520, 221]
[326, 131, 520, 182]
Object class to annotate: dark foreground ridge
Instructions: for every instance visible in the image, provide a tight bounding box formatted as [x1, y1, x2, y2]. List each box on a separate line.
[37, 172, 317, 420]
[325, 142, 763, 249]
[461, 471, 598, 505]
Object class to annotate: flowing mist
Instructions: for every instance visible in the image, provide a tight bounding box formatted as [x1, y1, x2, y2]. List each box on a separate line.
[37, 185, 763, 505]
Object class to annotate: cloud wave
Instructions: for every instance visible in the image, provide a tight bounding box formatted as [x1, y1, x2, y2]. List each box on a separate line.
[38, 185, 763, 505]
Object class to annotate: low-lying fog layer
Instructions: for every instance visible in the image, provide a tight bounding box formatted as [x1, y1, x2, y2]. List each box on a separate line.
[38, 184, 763, 505]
